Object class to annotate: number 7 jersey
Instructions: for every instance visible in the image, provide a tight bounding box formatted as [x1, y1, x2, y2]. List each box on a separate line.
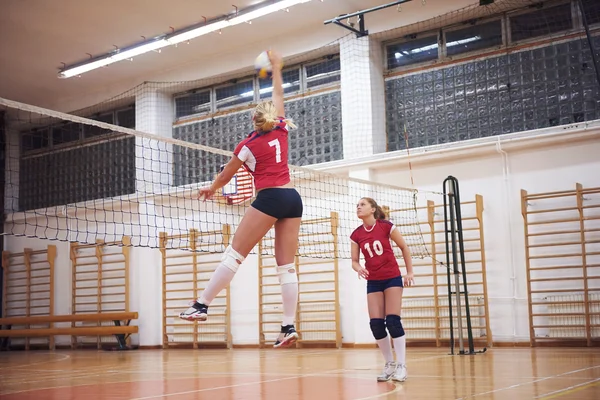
[350, 220, 401, 280]
[233, 120, 290, 190]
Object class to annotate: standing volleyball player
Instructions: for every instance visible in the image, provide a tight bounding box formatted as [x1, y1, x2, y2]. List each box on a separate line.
[350, 197, 414, 382]
[179, 50, 302, 348]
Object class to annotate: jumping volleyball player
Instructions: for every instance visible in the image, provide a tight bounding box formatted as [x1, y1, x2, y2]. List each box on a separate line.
[350, 197, 414, 382]
[179, 50, 302, 348]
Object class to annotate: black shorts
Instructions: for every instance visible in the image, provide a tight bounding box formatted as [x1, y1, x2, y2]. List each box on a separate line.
[251, 188, 303, 219]
[366, 276, 404, 294]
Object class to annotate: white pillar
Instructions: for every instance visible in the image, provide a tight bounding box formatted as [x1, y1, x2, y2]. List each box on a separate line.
[135, 88, 174, 194]
[340, 36, 386, 160]
[130, 87, 175, 346]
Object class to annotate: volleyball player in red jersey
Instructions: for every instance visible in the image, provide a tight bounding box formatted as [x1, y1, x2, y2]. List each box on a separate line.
[179, 50, 302, 348]
[350, 197, 414, 382]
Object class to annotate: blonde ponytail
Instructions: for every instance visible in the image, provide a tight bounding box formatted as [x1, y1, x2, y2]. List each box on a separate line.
[253, 100, 297, 132]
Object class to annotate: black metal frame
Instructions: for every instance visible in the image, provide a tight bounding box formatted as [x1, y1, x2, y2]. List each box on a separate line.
[323, 0, 414, 37]
[443, 176, 486, 355]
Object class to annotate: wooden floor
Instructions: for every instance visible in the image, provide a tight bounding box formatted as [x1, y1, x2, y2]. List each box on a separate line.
[0, 347, 598, 399]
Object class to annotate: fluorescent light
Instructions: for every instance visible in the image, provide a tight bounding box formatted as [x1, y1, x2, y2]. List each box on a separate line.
[229, 0, 311, 25]
[167, 20, 231, 45]
[58, 0, 314, 78]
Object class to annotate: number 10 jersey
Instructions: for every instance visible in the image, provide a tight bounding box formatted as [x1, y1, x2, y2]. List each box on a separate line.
[350, 219, 401, 281]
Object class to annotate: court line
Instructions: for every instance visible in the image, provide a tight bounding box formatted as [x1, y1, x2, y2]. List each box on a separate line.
[127, 353, 448, 399]
[456, 365, 600, 399]
[0, 353, 71, 370]
[128, 368, 348, 399]
[535, 378, 600, 399]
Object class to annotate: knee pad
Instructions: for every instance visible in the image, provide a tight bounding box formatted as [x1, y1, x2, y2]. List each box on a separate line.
[221, 245, 245, 273]
[277, 263, 298, 285]
[385, 314, 405, 338]
[369, 318, 387, 340]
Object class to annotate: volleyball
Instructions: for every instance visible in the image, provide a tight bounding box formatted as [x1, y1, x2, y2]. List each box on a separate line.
[254, 50, 273, 79]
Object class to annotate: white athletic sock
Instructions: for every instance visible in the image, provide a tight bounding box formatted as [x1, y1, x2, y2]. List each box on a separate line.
[392, 335, 406, 365]
[377, 336, 394, 363]
[281, 282, 298, 326]
[197, 263, 235, 306]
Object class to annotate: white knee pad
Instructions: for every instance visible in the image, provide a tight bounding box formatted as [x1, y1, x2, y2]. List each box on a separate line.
[221, 245, 245, 273]
[277, 263, 298, 285]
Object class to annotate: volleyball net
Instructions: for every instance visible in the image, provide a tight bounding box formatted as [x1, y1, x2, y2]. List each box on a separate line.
[0, 94, 431, 258]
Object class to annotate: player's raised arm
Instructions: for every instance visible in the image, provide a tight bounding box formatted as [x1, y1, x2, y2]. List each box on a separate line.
[268, 50, 285, 118]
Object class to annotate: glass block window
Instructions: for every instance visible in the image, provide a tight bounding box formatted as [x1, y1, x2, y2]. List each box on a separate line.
[175, 90, 211, 119]
[385, 37, 600, 151]
[387, 34, 439, 70]
[445, 20, 503, 57]
[510, 3, 573, 43]
[215, 80, 254, 110]
[305, 57, 341, 89]
[259, 68, 301, 100]
[19, 137, 136, 211]
[173, 90, 343, 184]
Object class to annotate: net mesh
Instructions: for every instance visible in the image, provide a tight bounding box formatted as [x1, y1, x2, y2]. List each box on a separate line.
[1, 96, 429, 258]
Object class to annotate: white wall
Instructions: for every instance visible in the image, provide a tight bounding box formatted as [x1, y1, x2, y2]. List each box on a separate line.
[5, 130, 598, 346]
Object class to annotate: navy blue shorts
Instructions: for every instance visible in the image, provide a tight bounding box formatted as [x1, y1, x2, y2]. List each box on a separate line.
[251, 188, 303, 219]
[366, 276, 404, 294]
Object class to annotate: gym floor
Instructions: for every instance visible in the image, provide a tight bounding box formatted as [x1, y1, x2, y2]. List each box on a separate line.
[0, 347, 598, 399]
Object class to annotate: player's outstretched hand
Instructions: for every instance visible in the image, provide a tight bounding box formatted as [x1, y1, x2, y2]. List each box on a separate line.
[197, 187, 216, 201]
[356, 267, 369, 280]
[268, 50, 283, 70]
[403, 272, 415, 287]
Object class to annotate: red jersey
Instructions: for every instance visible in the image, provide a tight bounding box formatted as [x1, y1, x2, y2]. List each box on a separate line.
[233, 119, 290, 190]
[350, 220, 401, 281]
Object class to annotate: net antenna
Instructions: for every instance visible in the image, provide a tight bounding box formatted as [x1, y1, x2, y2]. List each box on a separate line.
[324, 0, 415, 37]
[443, 176, 487, 356]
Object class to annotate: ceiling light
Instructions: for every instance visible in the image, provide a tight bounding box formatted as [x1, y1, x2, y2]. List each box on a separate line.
[58, 0, 314, 79]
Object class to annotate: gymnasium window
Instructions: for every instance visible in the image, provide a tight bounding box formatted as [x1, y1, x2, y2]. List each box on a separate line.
[174, 54, 341, 120]
[580, 0, 600, 25]
[84, 112, 114, 138]
[444, 19, 503, 58]
[175, 90, 211, 119]
[386, 33, 440, 70]
[258, 68, 301, 100]
[305, 56, 341, 89]
[21, 129, 49, 152]
[509, 2, 573, 43]
[215, 80, 255, 111]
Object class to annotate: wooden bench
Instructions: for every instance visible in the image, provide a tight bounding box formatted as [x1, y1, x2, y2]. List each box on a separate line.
[0, 312, 138, 351]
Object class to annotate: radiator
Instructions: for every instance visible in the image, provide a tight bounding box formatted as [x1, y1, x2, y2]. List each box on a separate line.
[534, 293, 600, 338]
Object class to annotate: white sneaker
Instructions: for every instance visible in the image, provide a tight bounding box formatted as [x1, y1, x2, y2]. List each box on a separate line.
[377, 361, 397, 382]
[393, 363, 407, 382]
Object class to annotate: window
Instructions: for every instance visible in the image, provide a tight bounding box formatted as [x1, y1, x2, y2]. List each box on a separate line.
[52, 122, 81, 145]
[445, 20, 503, 57]
[175, 90, 210, 119]
[84, 112, 114, 138]
[258, 68, 300, 99]
[387, 34, 439, 69]
[510, 3, 573, 42]
[305, 57, 341, 89]
[215, 80, 254, 110]
[21, 129, 49, 151]
[580, 0, 600, 25]
[116, 107, 136, 129]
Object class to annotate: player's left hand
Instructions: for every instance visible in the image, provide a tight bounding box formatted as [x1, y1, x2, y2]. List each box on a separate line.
[403, 273, 415, 287]
[197, 187, 216, 201]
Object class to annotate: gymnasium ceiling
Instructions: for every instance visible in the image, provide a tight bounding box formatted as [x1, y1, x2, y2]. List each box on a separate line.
[0, 0, 475, 112]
